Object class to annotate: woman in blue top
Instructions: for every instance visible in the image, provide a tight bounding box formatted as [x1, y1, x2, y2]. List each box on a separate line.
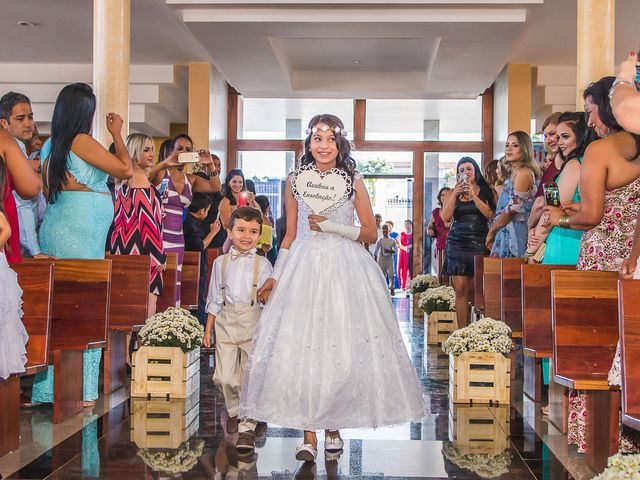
[32, 83, 133, 407]
[527, 112, 596, 265]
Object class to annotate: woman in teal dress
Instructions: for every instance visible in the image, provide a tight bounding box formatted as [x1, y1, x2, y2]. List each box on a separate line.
[31, 83, 133, 407]
[529, 112, 595, 404]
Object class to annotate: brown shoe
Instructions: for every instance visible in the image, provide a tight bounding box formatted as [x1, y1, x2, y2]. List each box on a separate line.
[236, 432, 255, 452]
[226, 416, 238, 434]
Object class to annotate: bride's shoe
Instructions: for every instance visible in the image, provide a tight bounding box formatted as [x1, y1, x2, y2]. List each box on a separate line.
[295, 444, 318, 462]
[324, 433, 344, 452]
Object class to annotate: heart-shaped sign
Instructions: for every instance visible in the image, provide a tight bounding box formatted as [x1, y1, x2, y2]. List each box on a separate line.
[291, 165, 352, 215]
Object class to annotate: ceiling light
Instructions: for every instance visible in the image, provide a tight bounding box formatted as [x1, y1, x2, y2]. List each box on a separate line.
[353, 59, 361, 64]
[17, 21, 37, 27]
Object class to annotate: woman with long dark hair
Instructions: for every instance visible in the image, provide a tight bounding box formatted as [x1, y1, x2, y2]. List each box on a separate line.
[31, 83, 133, 407]
[543, 76, 640, 452]
[441, 157, 496, 327]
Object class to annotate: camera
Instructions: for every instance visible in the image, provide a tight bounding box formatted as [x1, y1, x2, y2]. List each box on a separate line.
[543, 182, 560, 207]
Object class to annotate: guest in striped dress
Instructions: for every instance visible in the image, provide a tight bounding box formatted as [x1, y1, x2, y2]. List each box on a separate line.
[148, 133, 221, 306]
[108, 133, 166, 316]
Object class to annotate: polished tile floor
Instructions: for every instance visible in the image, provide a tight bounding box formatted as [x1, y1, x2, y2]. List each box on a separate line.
[1, 296, 596, 479]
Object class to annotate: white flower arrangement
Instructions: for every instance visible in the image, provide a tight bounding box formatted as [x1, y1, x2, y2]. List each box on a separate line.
[409, 274, 439, 294]
[442, 317, 513, 356]
[442, 443, 512, 479]
[418, 285, 456, 315]
[137, 438, 204, 474]
[593, 454, 640, 479]
[139, 307, 204, 353]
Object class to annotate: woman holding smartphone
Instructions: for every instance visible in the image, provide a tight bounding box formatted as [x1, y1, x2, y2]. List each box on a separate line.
[218, 169, 260, 229]
[441, 157, 496, 327]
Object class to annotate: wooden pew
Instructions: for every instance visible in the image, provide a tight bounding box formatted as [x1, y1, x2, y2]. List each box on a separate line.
[619, 280, 640, 432]
[551, 270, 619, 473]
[521, 264, 575, 402]
[156, 253, 178, 313]
[500, 258, 524, 336]
[483, 257, 501, 320]
[0, 263, 53, 457]
[104, 255, 151, 394]
[181, 251, 201, 311]
[206, 247, 223, 290]
[24, 259, 112, 424]
[472, 255, 485, 318]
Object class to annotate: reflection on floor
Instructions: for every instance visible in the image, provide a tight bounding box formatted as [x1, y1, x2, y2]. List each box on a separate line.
[1, 296, 596, 479]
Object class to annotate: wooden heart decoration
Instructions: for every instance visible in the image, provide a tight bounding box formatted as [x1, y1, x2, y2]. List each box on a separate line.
[292, 166, 352, 215]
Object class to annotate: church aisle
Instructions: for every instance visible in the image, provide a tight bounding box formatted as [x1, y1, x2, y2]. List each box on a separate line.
[4, 297, 592, 479]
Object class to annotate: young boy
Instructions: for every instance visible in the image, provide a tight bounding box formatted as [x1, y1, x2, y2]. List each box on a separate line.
[184, 193, 221, 325]
[374, 223, 398, 295]
[203, 207, 273, 452]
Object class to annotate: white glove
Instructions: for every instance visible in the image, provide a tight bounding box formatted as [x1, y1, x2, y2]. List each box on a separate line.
[271, 248, 289, 281]
[317, 219, 360, 241]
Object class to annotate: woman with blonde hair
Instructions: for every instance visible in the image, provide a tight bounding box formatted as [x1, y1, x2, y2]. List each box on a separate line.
[109, 133, 166, 316]
[486, 131, 540, 257]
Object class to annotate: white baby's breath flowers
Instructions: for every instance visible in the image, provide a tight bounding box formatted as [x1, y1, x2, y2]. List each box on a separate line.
[418, 285, 456, 314]
[442, 317, 513, 356]
[139, 307, 204, 352]
[442, 443, 512, 479]
[409, 274, 440, 294]
[138, 438, 205, 474]
[593, 454, 640, 480]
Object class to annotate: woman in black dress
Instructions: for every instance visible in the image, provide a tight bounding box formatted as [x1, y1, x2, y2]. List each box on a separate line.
[441, 157, 496, 326]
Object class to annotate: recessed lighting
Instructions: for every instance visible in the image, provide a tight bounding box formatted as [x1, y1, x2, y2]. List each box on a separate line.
[353, 59, 361, 64]
[17, 21, 37, 27]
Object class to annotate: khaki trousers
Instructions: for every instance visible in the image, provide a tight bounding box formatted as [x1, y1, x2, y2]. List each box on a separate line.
[213, 302, 261, 433]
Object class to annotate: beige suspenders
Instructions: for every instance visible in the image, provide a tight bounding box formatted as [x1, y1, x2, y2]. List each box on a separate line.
[220, 253, 261, 307]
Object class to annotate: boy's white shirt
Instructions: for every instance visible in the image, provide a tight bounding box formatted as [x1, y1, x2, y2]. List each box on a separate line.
[205, 246, 273, 316]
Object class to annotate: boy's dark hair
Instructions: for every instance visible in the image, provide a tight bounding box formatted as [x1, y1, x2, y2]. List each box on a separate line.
[0, 92, 31, 121]
[188, 192, 212, 213]
[228, 206, 263, 231]
[255, 195, 269, 214]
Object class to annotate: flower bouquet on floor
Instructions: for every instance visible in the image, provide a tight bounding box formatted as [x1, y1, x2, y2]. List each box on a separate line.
[132, 307, 204, 398]
[593, 454, 640, 479]
[443, 318, 513, 404]
[419, 286, 457, 345]
[138, 437, 205, 474]
[409, 273, 440, 317]
[442, 443, 512, 479]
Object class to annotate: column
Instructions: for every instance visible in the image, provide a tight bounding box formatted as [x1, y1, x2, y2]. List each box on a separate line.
[285, 118, 301, 173]
[93, 0, 130, 147]
[188, 63, 211, 150]
[492, 64, 532, 156]
[576, 0, 615, 108]
[423, 120, 440, 275]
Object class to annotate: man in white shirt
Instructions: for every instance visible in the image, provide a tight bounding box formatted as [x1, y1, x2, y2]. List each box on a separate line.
[203, 207, 273, 453]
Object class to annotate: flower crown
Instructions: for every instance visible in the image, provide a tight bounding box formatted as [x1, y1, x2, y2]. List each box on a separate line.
[305, 124, 348, 138]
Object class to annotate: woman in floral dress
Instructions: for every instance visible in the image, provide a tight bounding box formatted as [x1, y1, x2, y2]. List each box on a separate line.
[487, 131, 540, 257]
[543, 77, 640, 453]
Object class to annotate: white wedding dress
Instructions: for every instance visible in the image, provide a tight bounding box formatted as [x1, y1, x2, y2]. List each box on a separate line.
[239, 173, 425, 430]
[0, 251, 29, 380]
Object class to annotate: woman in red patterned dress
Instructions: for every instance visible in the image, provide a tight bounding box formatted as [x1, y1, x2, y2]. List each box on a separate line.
[109, 133, 166, 315]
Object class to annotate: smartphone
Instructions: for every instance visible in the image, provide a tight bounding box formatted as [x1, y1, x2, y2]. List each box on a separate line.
[237, 191, 248, 207]
[457, 172, 468, 183]
[543, 182, 560, 207]
[178, 152, 199, 163]
[157, 178, 169, 197]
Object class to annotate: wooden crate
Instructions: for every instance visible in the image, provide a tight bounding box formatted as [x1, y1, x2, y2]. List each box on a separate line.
[132, 346, 200, 398]
[426, 311, 458, 345]
[448, 402, 510, 454]
[131, 393, 200, 449]
[449, 352, 510, 404]
[412, 293, 422, 318]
